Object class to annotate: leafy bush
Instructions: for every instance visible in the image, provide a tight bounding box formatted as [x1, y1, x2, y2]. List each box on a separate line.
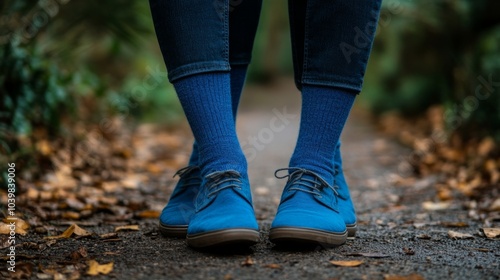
[362, 0, 500, 139]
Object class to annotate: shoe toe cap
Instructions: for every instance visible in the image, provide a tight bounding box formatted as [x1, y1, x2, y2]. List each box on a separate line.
[187, 190, 258, 235]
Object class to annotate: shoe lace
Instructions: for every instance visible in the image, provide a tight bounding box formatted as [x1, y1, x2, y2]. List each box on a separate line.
[205, 170, 243, 198]
[173, 166, 201, 188]
[274, 167, 339, 198]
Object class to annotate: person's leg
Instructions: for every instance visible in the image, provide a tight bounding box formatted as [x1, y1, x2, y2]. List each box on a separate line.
[150, 0, 262, 247]
[270, 0, 382, 246]
[189, 0, 263, 166]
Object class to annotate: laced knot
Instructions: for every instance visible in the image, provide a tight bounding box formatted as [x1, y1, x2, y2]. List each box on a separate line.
[205, 170, 242, 197]
[173, 166, 201, 188]
[274, 167, 339, 197]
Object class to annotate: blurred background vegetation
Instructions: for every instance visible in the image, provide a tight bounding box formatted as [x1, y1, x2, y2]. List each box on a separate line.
[1, 0, 500, 184]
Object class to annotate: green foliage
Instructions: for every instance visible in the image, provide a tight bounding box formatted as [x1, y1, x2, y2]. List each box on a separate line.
[362, 0, 500, 138]
[0, 43, 73, 138]
[0, 0, 168, 172]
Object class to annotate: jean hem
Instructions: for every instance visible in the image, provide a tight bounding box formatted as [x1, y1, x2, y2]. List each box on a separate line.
[301, 78, 363, 93]
[168, 62, 231, 83]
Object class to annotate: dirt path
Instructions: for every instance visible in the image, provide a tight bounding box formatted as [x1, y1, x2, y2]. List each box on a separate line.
[4, 79, 499, 280]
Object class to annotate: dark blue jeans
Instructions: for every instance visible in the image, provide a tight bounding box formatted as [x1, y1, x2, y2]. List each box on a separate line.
[149, 0, 381, 92]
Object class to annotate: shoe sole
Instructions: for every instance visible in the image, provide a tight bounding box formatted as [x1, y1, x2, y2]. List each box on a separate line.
[158, 222, 356, 238]
[346, 223, 357, 238]
[158, 222, 188, 238]
[187, 229, 260, 248]
[269, 227, 347, 247]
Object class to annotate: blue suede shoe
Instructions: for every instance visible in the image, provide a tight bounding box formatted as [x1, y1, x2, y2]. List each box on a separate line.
[159, 166, 201, 237]
[269, 168, 347, 247]
[334, 141, 357, 237]
[186, 170, 259, 248]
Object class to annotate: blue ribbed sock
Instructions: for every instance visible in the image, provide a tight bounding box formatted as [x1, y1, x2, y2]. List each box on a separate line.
[188, 65, 248, 166]
[289, 85, 357, 184]
[174, 72, 247, 177]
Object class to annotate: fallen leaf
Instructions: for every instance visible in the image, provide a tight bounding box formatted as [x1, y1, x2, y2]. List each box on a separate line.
[384, 273, 425, 280]
[422, 201, 451, 211]
[62, 211, 81, 220]
[478, 137, 495, 156]
[36, 140, 52, 156]
[263, 263, 282, 269]
[0, 218, 29, 235]
[465, 247, 490, 252]
[241, 256, 254, 266]
[402, 248, 415, 255]
[329, 260, 364, 267]
[5, 262, 33, 279]
[45, 224, 92, 239]
[115, 225, 140, 232]
[416, 234, 431, 240]
[87, 260, 114, 276]
[345, 252, 390, 258]
[489, 198, 500, 211]
[481, 228, 500, 239]
[437, 187, 453, 201]
[100, 232, 118, 239]
[36, 273, 53, 279]
[448, 230, 474, 240]
[101, 181, 120, 193]
[255, 187, 270, 196]
[136, 210, 160, 219]
[70, 247, 88, 260]
[65, 198, 86, 210]
[0, 254, 37, 261]
[0, 236, 10, 249]
[441, 222, 468, 228]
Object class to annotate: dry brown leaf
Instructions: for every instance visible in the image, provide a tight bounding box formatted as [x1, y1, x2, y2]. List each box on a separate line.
[65, 197, 86, 210]
[255, 187, 270, 196]
[482, 228, 500, 239]
[448, 230, 474, 240]
[402, 248, 415, 255]
[100, 232, 118, 239]
[465, 247, 490, 252]
[384, 273, 425, 280]
[121, 175, 145, 189]
[241, 256, 254, 266]
[416, 234, 431, 240]
[478, 137, 495, 156]
[437, 187, 453, 201]
[441, 222, 468, 228]
[489, 198, 500, 211]
[70, 247, 89, 260]
[263, 263, 282, 269]
[101, 181, 120, 193]
[329, 260, 364, 267]
[422, 201, 451, 211]
[45, 224, 92, 239]
[62, 212, 81, 220]
[114, 225, 140, 232]
[36, 140, 52, 156]
[6, 262, 33, 279]
[136, 210, 160, 219]
[0, 218, 29, 235]
[146, 163, 163, 174]
[87, 260, 114, 276]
